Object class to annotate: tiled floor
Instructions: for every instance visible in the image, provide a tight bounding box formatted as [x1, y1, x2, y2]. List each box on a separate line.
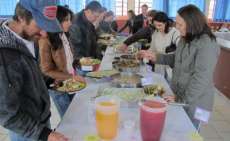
[0, 89, 229, 141]
[200, 89, 230, 141]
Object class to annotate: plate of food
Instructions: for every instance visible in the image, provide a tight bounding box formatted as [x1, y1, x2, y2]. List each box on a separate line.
[98, 33, 114, 40]
[80, 58, 101, 71]
[55, 79, 86, 94]
[143, 84, 165, 97]
[86, 70, 119, 78]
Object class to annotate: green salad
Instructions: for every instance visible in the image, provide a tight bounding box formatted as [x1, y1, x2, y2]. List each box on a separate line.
[97, 88, 145, 102]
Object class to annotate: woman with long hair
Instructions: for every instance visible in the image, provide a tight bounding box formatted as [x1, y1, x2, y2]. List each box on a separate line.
[39, 6, 85, 118]
[148, 11, 180, 74]
[138, 5, 220, 128]
[118, 10, 136, 33]
[150, 11, 180, 54]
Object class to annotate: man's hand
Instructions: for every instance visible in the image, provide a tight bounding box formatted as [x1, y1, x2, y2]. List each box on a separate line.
[48, 131, 69, 141]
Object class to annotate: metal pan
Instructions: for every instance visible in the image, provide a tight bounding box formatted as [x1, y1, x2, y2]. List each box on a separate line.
[112, 60, 140, 73]
[110, 72, 143, 88]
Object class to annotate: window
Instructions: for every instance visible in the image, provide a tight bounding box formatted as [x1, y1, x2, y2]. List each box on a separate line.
[212, 0, 230, 21]
[208, 0, 215, 19]
[58, 0, 116, 15]
[115, 0, 127, 16]
[135, 0, 152, 15]
[0, 0, 18, 16]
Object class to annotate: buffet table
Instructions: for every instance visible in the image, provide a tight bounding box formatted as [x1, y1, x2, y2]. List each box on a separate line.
[215, 32, 230, 41]
[56, 47, 198, 141]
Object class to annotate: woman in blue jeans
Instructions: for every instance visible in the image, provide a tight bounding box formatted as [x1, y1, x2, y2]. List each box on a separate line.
[39, 6, 85, 118]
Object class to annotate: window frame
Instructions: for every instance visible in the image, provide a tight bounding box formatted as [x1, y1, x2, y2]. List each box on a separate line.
[115, 0, 128, 16]
[134, 0, 152, 15]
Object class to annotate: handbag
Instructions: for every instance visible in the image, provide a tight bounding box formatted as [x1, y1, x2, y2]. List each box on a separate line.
[165, 31, 180, 53]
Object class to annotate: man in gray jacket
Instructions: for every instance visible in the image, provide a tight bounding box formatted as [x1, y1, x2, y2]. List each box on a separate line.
[0, 0, 68, 141]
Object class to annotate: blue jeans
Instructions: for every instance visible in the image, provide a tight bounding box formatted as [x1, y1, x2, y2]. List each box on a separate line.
[48, 90, 74, 118]
[9, 121, 50, 141]
[9, 132, 34, 141]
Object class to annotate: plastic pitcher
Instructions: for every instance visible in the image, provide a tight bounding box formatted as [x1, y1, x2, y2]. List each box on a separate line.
[140, 98, 167, 141]
[95, 96, 120, 140]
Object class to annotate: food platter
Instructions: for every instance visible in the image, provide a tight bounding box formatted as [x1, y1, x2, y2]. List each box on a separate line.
[96, 87, 145, 103]
[80, 58, 101, 71]
[112, 59, 140, 73]
[86, 70, 119, 78]
[120, 54, 136, 60]
[97, 39, 112, 46]
[110, 72, 143, 88]
[98, 33, 114, 40]
[112, 44, 138, 54]
[80, 58, 101, 66]
[143, 84, 165, 97]
[55, 79, 86, 94]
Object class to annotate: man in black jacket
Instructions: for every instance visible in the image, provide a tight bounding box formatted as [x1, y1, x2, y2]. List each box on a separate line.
[133, 4, 148, 33]
[0, 0, 68, 141]
[69, 1, 103, 61]
[119, 10, 157, 50]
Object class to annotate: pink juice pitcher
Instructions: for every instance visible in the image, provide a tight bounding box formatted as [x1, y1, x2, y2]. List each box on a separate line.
[140, 99, 167, 141]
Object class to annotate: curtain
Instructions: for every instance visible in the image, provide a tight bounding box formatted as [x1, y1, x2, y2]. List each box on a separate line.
[152, 0, 205, 18]
[152, 0, 167, 12]
[226, 1, 230, 21]
[0, 0, 18, 16]
[168, 0, 205, 18]
[213, 0, 230, 21]
[59, 0, 85, 13]
[59, 0, 115, 13]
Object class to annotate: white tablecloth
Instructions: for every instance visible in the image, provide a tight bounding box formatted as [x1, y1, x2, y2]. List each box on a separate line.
[215, 32, 230, 49]
[56, 48, 197, 141]
[215, 32, 230, 40]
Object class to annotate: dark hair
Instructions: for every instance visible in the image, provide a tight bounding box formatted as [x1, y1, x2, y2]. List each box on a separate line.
[142, 4, 148, 8]
[128, 10, 136, 19]
[104, 11, 114, 18]
[177, 4, 216, 43]
[57, 5, 73, 23]
[13, 3, 33, 24]
[154, 12, 171, 33]
[147, 10, 157, 23]
[48, 6, 73, 50]
[85, 1, 102, 13]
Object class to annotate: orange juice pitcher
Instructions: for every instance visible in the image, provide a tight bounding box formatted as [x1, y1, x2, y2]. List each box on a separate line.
[95, 96, 120, 140]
